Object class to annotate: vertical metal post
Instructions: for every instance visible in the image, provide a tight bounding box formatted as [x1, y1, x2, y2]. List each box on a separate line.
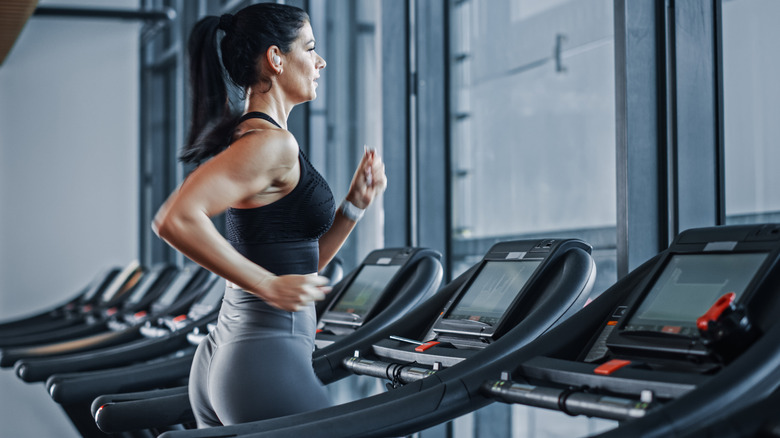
[672, 0, 723, 232]
[381, 0, 411, 248]
[414, 0, 450, 279]
[408, 0, 418, 248]
[614, 0, 668, 277]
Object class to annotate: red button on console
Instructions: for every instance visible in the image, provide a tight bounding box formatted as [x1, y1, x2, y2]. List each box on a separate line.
[593, 359, 632, 375]
[414, 341, 440, 352]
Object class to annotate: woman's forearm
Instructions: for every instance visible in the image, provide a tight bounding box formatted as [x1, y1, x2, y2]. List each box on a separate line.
[318, 210, 358, 271]
[155, 209, 330, 312]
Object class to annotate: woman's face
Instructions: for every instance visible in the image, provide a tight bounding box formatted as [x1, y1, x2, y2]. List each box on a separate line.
[278, 21, 326, 103]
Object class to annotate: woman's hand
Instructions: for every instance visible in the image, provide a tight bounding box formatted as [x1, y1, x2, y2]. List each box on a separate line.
[346, 146, 387, 209]
[251, 274, 331, 312]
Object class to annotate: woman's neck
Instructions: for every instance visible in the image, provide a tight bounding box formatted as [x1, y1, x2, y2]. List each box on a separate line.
[244, 85, 293, 130]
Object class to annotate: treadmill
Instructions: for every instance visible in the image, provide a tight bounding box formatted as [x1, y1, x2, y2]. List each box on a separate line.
[91, 247, 443, 435]
[44, 275, 225, 403]
[0, 266, 121, 337]
[7, 265, 212, 377]
[36, 259, 343, 438]
[154, 238, 597, 438]
[480, 224, 780, 438]
[0, 263, 177, 349]
[38, 275, 222, 438]
[0, 262, 142, 341]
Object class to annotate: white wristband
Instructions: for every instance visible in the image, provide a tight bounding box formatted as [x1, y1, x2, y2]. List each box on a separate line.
[340, 199, 365, 222]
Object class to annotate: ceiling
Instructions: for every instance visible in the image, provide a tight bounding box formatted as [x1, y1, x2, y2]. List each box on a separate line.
[0, 0, 39, 66]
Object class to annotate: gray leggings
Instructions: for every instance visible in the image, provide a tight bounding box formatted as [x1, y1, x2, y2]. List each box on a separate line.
[189, 287, 331, 427]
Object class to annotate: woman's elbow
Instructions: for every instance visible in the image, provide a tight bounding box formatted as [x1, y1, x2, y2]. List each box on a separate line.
[152, 211, 179, 242]
[152, 216, 167, 241]
[151, 217, 164, 239]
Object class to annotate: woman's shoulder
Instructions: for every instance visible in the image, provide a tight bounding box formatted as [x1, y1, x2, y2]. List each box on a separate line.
[230, 127, 299, 166]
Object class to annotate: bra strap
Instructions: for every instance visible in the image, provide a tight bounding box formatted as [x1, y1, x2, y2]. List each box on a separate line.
[238, 111, 282, 129]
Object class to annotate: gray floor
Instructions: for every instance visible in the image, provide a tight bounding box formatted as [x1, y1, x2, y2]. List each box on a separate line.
[0, 369, 80, 437]
[0, 290, 82, 437]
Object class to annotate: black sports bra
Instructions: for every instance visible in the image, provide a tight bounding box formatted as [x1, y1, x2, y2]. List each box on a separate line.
[225, 112, 335, 275]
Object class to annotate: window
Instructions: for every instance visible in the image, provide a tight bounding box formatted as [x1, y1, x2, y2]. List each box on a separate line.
[449, 0, 617, 295]
[722, 0, 780, 224]
[443, 0, 618, 436]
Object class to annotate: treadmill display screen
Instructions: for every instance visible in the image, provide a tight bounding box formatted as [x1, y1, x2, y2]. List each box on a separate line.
[157, 272, 193, 307]
[127, 271, 161, 304]
[624, 252, 767, 336]
[445, 260, 542, 326]
[330, 264, 402, 316]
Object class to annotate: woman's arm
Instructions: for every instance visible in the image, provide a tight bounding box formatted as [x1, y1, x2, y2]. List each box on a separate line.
[154, 130, 330, 311]
[318, 148, 387, 270]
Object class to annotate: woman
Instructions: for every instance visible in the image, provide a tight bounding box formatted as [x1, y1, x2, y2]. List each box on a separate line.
[153, 3, 386, 427]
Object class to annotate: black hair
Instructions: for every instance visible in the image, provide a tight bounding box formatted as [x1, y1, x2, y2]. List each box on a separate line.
[180, 3, 310, 164]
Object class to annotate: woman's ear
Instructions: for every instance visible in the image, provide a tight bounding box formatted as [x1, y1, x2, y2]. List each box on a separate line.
[267, 46, 282, 74]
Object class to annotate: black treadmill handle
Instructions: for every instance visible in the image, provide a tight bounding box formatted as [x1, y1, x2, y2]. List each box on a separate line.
[0, 308, 73, 331]
[96, 391, 194, 433]
[15, 333, 187, 382]
[1, 327, 139, 368]
[0, 320, 108, 348]
[48, 352, 195, 404]
[0, 315, 86, 338]
[156, 377, 455, 438]
[481, 379, 651, 421]
[91, 386, 189, 416]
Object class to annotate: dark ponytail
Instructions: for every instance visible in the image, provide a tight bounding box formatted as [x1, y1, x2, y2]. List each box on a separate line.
[180, 3, 310, 164]
[180, 16, 239, 164]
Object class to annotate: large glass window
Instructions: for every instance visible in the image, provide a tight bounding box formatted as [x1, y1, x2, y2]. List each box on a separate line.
[449, 0, 618, 294]
[444, 0, 618, 436]
[722, 0, 780, 224]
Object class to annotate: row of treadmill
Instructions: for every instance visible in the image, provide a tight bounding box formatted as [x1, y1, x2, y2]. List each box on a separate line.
[2, 224, 780, 437]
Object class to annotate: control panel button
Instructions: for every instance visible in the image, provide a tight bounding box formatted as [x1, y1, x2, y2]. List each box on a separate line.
[594, 359, 632, 375]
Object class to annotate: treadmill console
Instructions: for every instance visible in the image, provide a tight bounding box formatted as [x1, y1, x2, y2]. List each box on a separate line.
[432, 258, 542, 343]
[96, 268, 165, 321]
[427, 239, 586, 348]
[320, 264, 402, 328]
[144, 276, 224, 336]
[108, 268, 198, 330]
[594, 226, 780, 366]
[494, 225, 780, 422]
[316, 247, 440, 341]
[123, 269, 164, 306]
[365, 239, 593, 367]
